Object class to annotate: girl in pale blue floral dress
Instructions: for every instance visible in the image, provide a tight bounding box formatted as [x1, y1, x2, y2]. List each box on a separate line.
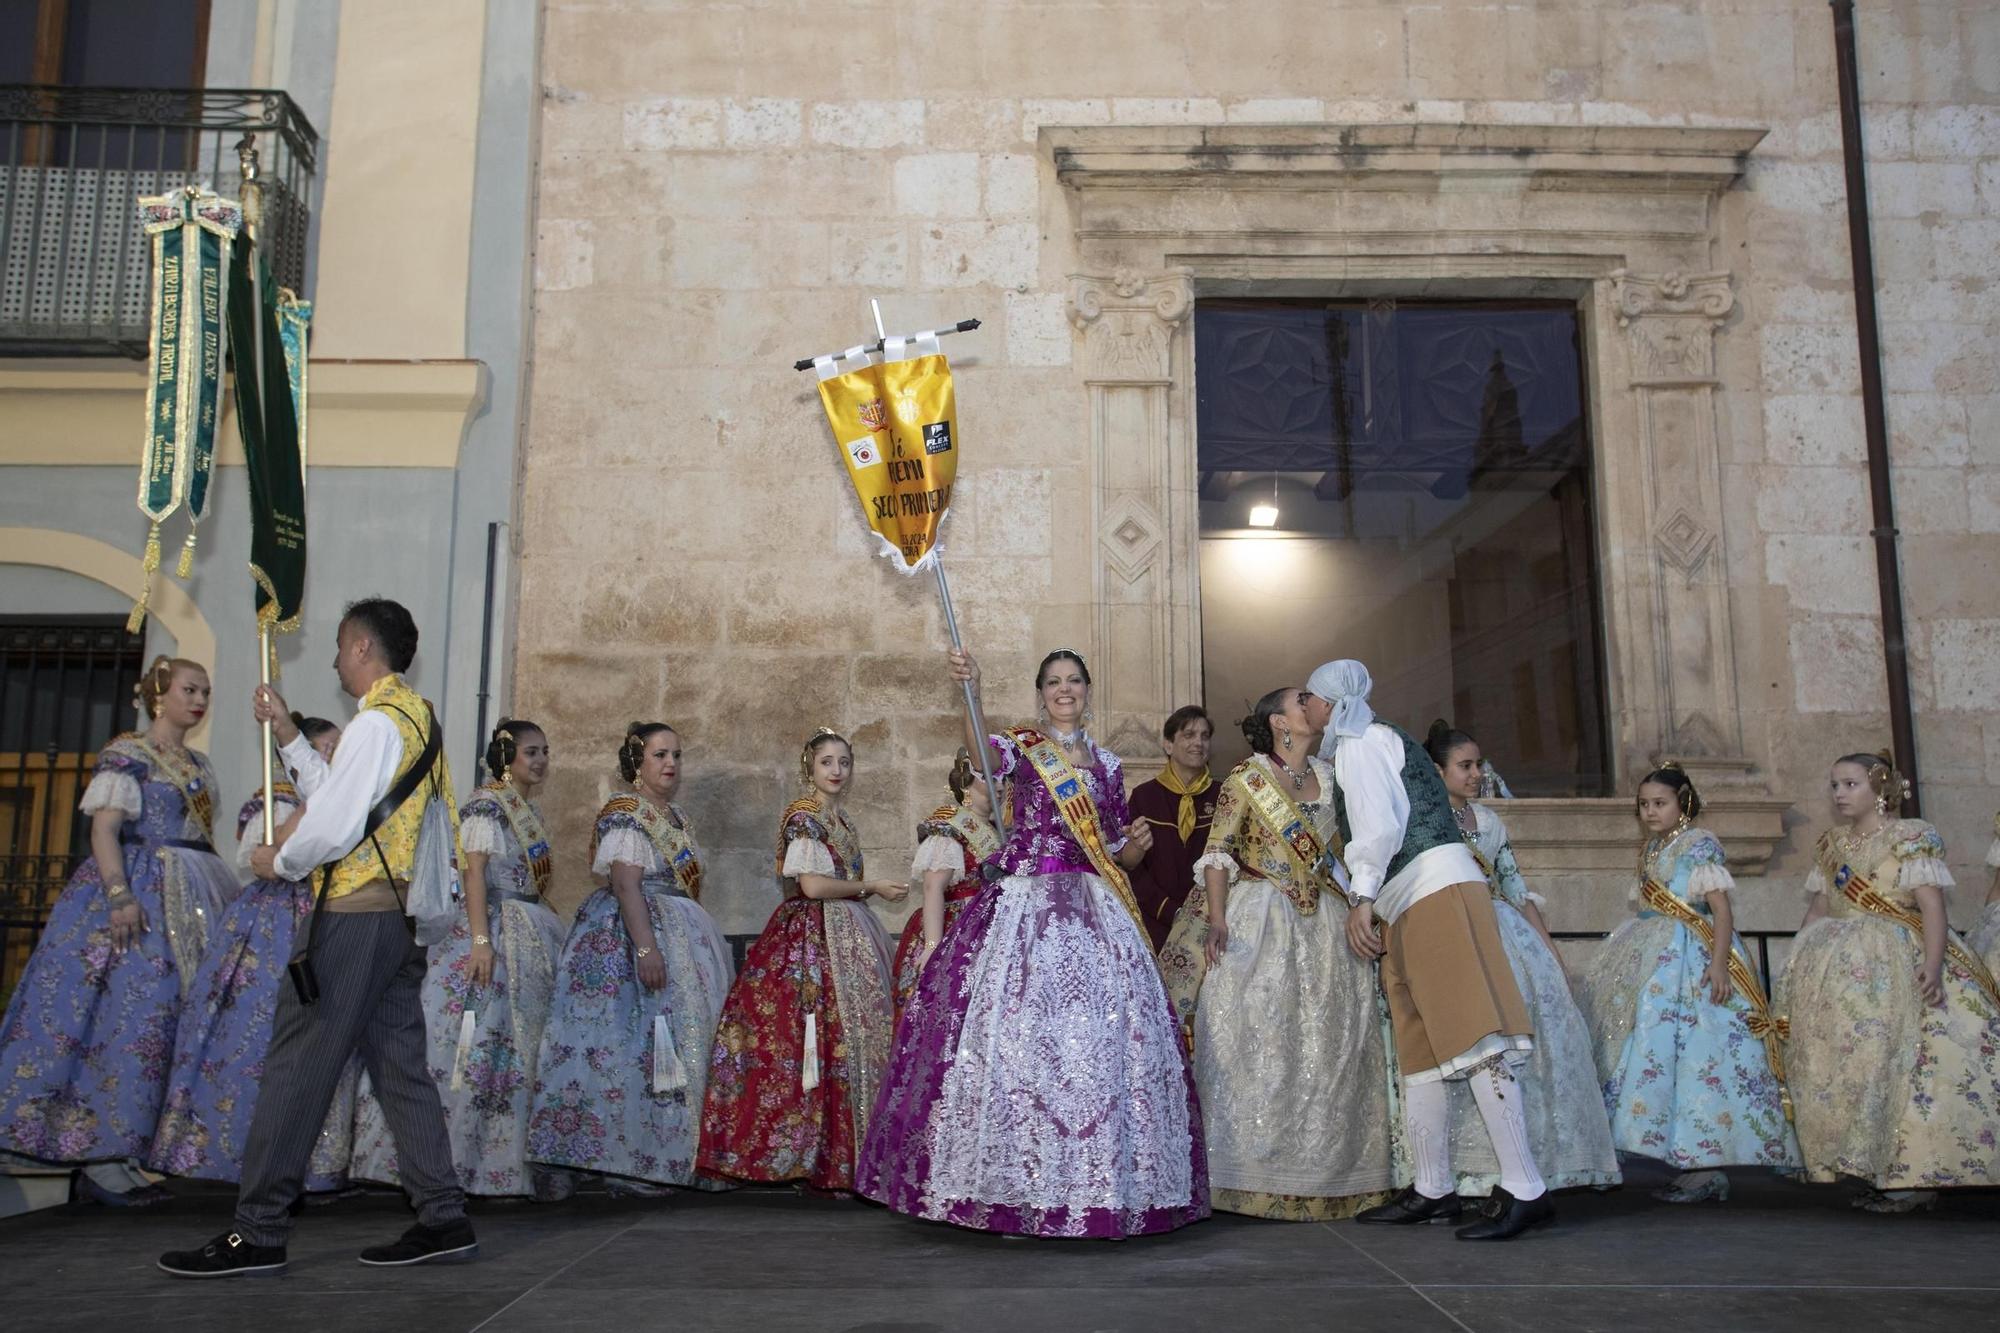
[1577, 764, 1800, 1203]
[350, 721, 571, 1198]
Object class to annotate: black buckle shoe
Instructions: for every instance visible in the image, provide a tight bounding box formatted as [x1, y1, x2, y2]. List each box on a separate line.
[1455, 1188, 1555, 1241]
[158, 1230, 289, 1279]
[1355, 1186, 1463, 1225]
[357, 1220, 479, 1267]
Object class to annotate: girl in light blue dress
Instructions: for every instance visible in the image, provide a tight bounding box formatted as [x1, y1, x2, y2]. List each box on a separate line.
[1577, 764, 1800, 1203]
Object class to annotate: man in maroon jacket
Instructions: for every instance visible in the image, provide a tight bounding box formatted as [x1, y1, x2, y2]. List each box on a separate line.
[1127, 706, 1218, 951]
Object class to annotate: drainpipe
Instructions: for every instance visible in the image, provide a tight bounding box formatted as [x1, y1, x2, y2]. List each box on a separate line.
[1829, 0, 1920, 815]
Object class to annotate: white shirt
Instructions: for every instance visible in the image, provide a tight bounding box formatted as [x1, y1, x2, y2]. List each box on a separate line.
[272, 707, 405, 881]
[1330, 722, 1485, 923]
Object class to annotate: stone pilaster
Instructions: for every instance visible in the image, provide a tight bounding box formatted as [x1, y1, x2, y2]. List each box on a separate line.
[1067, 267, 1197, 760]
[1612, 270, 1758, 789]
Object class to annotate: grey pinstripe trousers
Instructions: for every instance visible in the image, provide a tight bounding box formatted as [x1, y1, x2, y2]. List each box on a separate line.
[234, 906, 466, 1246]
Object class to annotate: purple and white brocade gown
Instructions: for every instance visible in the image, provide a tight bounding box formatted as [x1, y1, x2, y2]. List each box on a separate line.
[857, 730, 1209, 1238]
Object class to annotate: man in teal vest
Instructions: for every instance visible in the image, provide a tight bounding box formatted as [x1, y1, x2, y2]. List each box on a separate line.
[1308, 659, 1552, 1241]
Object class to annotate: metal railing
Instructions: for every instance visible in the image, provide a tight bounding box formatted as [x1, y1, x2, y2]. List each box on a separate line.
[0, 617, 145, 1005]
[0, 86, 317, 357]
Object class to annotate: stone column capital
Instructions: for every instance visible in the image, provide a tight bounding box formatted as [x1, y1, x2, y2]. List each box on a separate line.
[1611, 270, 1734, 386]
[1066, 268, 1193, 383]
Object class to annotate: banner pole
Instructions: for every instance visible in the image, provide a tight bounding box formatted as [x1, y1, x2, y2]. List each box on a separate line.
[259, 624, 276, 844]
[864, 298, 1005, 827]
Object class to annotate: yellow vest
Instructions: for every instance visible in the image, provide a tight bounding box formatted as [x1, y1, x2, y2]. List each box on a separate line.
[323, 674, 460, 901]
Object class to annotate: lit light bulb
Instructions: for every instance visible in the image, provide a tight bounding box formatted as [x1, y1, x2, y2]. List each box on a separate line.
[1248, 503, 1279, 528]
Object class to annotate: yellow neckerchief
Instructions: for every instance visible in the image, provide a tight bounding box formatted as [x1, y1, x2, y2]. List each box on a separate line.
[116, 732, 215, 841]
[1635, 873, 1793, 1120]
[596, 793, 702, 901]
[1005, 726, 1150, 944]
[1154, 763, 1214, 844]
[478, 781, 554, 899]
[1820, 854, 2000, 1009]
[921, 802, 1000, 870]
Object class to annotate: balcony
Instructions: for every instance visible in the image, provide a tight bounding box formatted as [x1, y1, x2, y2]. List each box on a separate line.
[0, 86, 317, 357]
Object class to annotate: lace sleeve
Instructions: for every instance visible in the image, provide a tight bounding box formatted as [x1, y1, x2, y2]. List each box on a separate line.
[1892, 821, 1954, 891]
[910, 833, 966, 878]
[1685, 862, 1736, 902]
[458, 810, 509, 857]
[1191, 849, 1240, 886]
[1804, 862, 1830, 896]
[783, 836, 837, 879]
[592, 826, 659, 876]
[79, 769, 143, 818]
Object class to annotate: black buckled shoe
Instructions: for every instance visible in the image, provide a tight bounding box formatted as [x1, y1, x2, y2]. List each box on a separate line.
[1454, 1188, 1555, 1241]
[1355, 1186, 1463, 1225]
[157, 1230, 288, 1279]
[357, 1219, 479, 1267]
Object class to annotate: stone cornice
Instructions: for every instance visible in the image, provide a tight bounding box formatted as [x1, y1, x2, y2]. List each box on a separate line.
[0, 359, 489, 469]
[1045, 123, 1768, 194]
[1495, 796, 1794, 876]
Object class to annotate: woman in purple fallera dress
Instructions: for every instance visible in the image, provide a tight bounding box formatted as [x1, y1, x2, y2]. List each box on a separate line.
[858, 646, 1208, 1238]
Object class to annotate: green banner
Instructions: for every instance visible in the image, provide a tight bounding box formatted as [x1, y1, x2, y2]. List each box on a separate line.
[229, 238, 308, 633]
[130, 188, 240, 631]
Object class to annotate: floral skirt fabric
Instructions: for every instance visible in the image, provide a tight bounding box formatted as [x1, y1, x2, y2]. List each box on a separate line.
[349, 895, 569, 1195]
[697, 898, 893, 1191]
[1577, 915, 1800, 1171]
[891, 890, 977, 1016]
[519, 888, 733, 1188]
[857, 872, 1209, 1237]
[148, 879, 357, 1189]
[1781, 913, 2000, 1188]
[0, 846, 231, 1163]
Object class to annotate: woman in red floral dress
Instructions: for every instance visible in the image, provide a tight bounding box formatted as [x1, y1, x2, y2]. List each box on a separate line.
[891, 750, 997, 1017]
[696, 730, 906, 1191]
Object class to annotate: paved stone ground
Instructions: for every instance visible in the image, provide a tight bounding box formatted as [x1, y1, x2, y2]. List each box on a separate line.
[3, 1163, 1997, 1332]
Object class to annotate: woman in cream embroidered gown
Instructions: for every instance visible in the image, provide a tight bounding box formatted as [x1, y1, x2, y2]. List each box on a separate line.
[1577, 766, 1799, 1203]
[1424, 722, 1620, 1198]
[149, 717, 357, 1193]
[1158, 687, 1397, 1221]
[526, 723, 733, 1191]
[858, 648, 1207, 1238]
[893, 751, 997, 1014]
[698, 729, 901, 1192]
[0, 657, 235, 1205]
[1780, 751, 2000, 1213]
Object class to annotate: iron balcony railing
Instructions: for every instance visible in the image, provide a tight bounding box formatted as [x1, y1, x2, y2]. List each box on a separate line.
[0, 85, 317, 357]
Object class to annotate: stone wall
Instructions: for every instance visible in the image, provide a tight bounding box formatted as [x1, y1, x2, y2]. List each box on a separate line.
[519, 0, 2000, 935]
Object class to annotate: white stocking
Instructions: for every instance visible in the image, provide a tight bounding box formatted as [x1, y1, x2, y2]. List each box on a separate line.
[1404, 1076, 1453, 1199]
[1469, 1062, 1546, 1201]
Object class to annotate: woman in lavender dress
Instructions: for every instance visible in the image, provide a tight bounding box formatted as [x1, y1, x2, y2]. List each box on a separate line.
[858, 647, 1209, 1238]
[148, 716, 359, 1193]
[0, 657, 237, 1205]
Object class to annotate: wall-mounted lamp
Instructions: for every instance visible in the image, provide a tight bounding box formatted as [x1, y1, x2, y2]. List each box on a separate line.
[1247, 473, 1280, 528]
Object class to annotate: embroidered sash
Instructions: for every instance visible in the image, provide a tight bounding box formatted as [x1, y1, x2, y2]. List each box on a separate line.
[1234, 761, 1332, 917]
[1006, 727, 1149, 940]
[921, 802, 1000, 871]
[1831, 863, 2000, 1009]
[775, 795, 860, 889]
[599, 794, 703, 901]
[1638, 875, 1794, 1120]
[482, 782, 554, 899]
[118, 734, 214, 841]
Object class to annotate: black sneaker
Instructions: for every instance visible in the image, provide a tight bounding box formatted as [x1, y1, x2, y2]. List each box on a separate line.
[357, 1219, 479, 1267]
[157, 1231, 289, 1279]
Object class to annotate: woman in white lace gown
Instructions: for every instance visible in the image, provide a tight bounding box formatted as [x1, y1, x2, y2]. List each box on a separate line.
[857, 647, 1208, 1237]
[1157, 687, 1399, 1220]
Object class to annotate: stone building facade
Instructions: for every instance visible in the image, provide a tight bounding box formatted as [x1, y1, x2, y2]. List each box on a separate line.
[517, 0, 2000, 939]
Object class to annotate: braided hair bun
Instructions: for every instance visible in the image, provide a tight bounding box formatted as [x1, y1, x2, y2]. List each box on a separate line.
[1238, 686, 1292, 757]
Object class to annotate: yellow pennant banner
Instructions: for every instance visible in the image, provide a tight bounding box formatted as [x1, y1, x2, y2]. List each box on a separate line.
[814, 343, 958, 573]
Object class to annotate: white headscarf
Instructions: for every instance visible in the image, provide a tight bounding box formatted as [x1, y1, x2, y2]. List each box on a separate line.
[1308, 659, 1376, 759]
